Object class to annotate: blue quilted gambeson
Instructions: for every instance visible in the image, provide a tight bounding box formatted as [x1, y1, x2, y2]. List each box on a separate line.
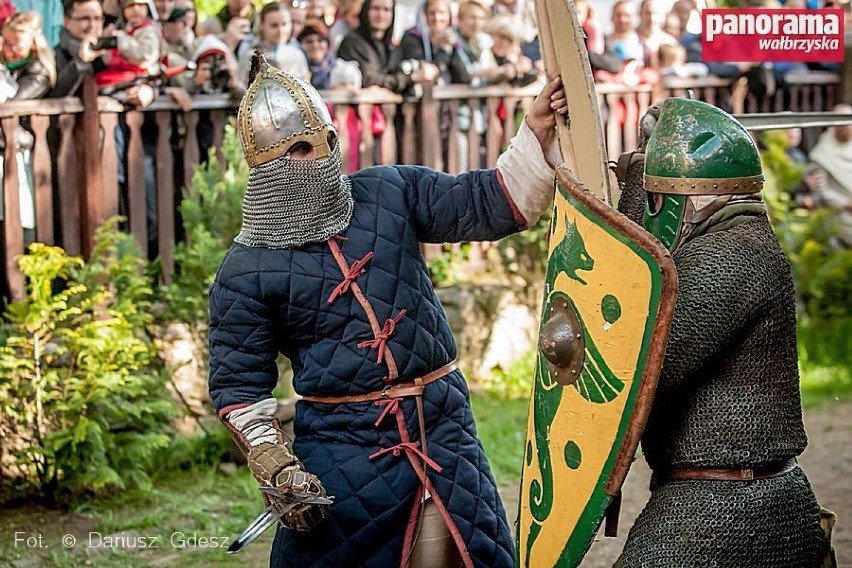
[209, 165, 525, 567]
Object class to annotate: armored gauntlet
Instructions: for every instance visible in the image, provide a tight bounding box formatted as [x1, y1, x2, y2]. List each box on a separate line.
[224, 399, 329, 531]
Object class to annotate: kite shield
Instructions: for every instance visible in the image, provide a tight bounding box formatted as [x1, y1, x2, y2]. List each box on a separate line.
[517, 166, 677, 568]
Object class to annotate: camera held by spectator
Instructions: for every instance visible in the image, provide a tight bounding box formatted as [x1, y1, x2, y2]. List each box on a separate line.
[192, 35, 243, 96]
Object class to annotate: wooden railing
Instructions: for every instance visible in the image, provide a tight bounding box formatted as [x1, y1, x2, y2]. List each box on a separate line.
[0, 73, 841, 301]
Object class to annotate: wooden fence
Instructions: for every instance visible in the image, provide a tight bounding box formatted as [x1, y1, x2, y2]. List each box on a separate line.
[0, 72, 841, 301]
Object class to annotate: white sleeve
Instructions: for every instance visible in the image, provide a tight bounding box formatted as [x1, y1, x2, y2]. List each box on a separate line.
[225, 398, 279, 447]
[495, 119, 562, 226]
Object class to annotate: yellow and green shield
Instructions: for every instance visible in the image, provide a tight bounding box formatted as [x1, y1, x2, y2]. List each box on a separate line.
[517, 166, 677, 568]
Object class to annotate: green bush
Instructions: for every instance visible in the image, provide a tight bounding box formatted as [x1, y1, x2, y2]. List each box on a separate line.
[0, 221, 178, 504]
[498, 209, 551, 274]
[761, 131, 852, 368]
[427, 243, 471, 287]
[157, 123, 247, 326]
[483, 348, 536, 400]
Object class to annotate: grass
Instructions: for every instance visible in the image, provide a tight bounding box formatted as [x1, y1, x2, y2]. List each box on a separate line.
[1, 356, 847, 567]
[470, 394, 529, 486]
[800, 363, 852, 409]
[0, 465, 273, 567]
[0, 394, 529, 567]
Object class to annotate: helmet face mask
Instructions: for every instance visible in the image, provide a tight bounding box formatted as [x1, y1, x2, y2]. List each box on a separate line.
[643, 192, 687, 252]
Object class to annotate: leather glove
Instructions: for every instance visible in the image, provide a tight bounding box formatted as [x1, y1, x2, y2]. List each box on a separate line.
[248, 442, 329, 532]
[224, 399, 329, 532]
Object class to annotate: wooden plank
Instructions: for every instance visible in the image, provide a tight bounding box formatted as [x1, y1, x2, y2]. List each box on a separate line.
[446, 99, 460, 175]
[420, 84, 442, 170]
[380, 103, 397, 165]
[210, 109, 226, 169]
[155, 111, 175, 281]
[534, 0, 611, 202]
[485, 97, 502, 167]
[0, 97, 84, 119]
[400, 102, 417, 165]
[503, 97, 517, 147]
[334, 105, 353, 174]
[182, 110, 200, 189]
[125, 111, 147, 257]
[606, 94, 622, 158]
[623, 92, 638, 153]
[99, 112, 119, 220]
[466, 97, 480, 171]
[30, 115, 53, 245]
[358, 103, 374, 168]
[80, 77, 104, 256]
[57, 113, 81, 256]
[2, 117, 24, 300]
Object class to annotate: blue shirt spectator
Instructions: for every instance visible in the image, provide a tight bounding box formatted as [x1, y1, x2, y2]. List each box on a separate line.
[11, 0, 62, 46]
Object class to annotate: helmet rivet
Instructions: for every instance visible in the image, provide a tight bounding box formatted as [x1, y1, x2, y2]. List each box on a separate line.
[713, 183, 718, 189]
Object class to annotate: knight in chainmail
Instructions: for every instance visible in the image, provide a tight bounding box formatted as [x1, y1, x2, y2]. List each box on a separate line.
[208, 54, 570, 567]
[614, 98, 834, 567]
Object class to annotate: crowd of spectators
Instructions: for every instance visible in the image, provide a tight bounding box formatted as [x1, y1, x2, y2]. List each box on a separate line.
[1, 0, 849, 108]
[0, 0, 849, 250]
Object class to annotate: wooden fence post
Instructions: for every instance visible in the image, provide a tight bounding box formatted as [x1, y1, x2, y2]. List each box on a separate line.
[79, 75, 104, 258]
[420, 84, 442, 170]
[2, 117, 24, 300]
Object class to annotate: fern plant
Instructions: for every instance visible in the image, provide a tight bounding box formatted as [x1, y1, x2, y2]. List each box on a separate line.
[0, 221, 177, 504]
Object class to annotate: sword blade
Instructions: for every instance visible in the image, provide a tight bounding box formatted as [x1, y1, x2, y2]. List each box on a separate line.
[228, 490, 335, 553]
[734, 112, 852, 131]
[227, 506, 292, 554]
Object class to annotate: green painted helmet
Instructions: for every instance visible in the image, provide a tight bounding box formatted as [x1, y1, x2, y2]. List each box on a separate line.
[642, 98, 764, 250]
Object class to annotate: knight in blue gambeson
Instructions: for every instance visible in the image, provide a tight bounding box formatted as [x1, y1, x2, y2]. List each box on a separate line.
[208, 53, 568, 567]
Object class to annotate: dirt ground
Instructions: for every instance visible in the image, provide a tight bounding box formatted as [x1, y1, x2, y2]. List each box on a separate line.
[501, 399, 852, 567]
[2, 400, 849, 567]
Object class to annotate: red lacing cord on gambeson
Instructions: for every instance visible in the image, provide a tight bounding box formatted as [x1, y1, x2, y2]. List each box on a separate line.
[369, 442, 443, 473]
[358, 309, 406, 364]
[374, 398, 400, 427]
[372, 400, 443, 472]
[327, 252, 374, 304]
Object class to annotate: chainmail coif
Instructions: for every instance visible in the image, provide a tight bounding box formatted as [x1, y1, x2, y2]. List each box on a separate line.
[235, 143, 354, 249]
[616, 153, 646, 225]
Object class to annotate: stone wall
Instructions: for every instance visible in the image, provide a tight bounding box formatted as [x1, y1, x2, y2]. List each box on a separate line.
[436, 282, 540, 382]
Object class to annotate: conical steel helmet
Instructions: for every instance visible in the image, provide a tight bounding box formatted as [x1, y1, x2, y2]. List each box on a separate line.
[642, 98, 764, 251]
[237, 53, 336, 166]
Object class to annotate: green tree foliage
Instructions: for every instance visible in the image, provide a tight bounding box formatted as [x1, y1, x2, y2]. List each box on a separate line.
[0, 221, 177, 504]
[496, 209, 551, 287]
[761, 131, 852, 368]
[194, 0, 225, 18]
[158, 124, 247, 326]
[483, 348, 536, 400]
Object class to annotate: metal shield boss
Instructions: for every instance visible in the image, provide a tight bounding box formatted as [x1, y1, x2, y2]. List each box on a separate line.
[517, 167, 677, 568]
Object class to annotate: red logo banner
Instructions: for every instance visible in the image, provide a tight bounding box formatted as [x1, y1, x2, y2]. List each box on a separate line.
[701, 8, 844, 63]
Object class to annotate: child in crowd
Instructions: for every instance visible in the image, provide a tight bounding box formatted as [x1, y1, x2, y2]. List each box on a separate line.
[237, 2, 309, 85]
[93, 0, 161, 105]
